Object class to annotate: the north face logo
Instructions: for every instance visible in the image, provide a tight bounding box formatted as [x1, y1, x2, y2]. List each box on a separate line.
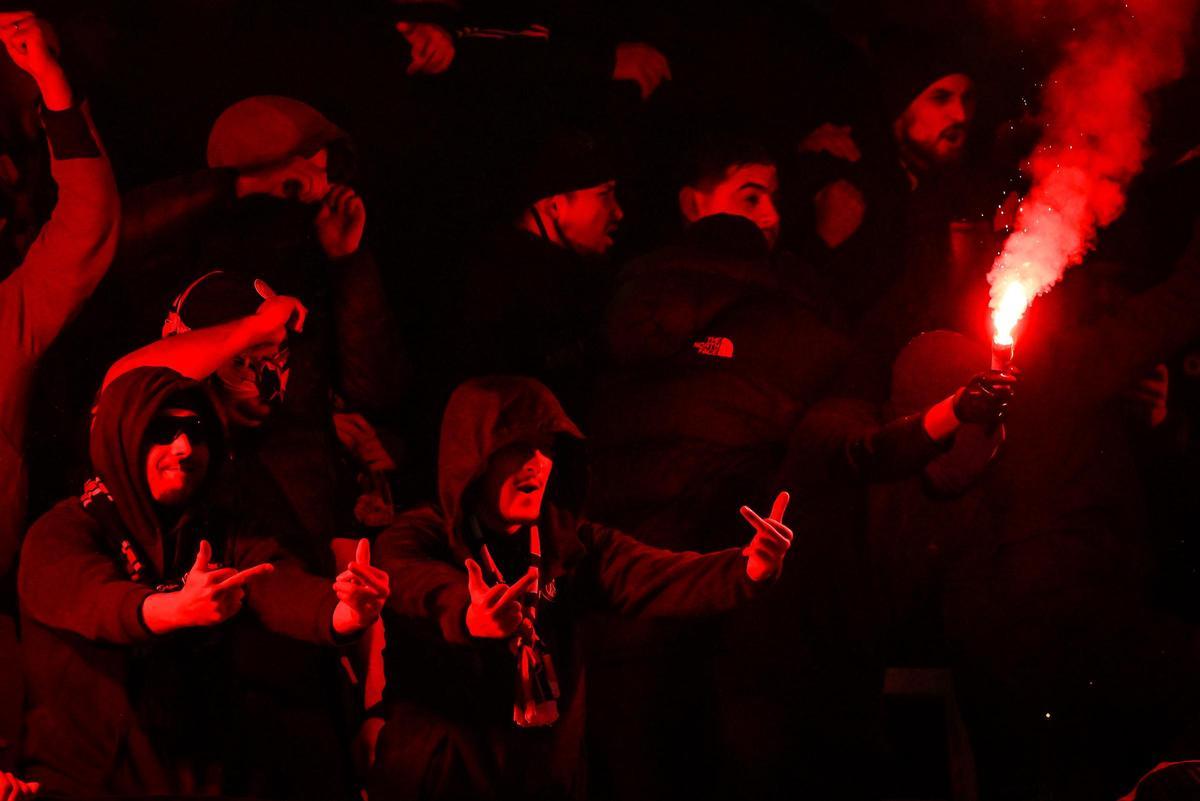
[692, 336, 734, 359]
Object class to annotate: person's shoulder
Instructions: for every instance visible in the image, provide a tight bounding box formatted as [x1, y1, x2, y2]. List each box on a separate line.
[26, 496, 92, 538]
[20, 496, 97, 566]
[621, 216, 772, 286]
[376, 504, 450, 550]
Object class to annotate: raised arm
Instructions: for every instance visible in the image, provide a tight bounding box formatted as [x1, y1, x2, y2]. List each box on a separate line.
[582, 493, 794, 617]
[101, 294, 306, 392]
[0, 14, 119, 364]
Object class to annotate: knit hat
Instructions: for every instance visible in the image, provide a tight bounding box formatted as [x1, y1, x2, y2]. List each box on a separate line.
[162, 270, 275, 337]
[207, 95, 345, 171]
[519, 128, 618, 205]
[872, 26, 972, 122]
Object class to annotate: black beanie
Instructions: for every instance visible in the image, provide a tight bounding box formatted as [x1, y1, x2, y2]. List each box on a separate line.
[162, 270, 273, 337]
[872, 26, 972, 123]
[519, 128, 618, 206]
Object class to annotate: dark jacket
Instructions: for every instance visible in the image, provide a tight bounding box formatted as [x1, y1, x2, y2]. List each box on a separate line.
[18, 367, 341, 798]
[0, 103, 119, 589]
[457, 228, 613, 423]
[588, 215, 851, 548]
[371, 376, 765, 800]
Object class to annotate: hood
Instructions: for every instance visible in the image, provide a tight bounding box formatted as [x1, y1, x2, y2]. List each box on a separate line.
[206, 95, 346, 172]
[90, 367, 226, 572]
[437, 377, 584, 548]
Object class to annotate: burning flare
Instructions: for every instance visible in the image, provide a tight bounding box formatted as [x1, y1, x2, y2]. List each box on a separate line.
[992, 282, 1029, 347]
[985, 0, 1196, 346]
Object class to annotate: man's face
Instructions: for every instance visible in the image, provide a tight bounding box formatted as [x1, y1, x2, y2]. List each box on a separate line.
[479, 436, 555, 533]
[552, 181, 623, 255]
[213, 333, 289, 429]
[145, 407, 212, 506]
[683, 163, 780, 249]
[895, 73, 975, 169]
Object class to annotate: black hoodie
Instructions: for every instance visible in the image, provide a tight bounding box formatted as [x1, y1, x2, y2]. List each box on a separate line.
[18, 367, 341, 798]
[371, 376, 767, 800]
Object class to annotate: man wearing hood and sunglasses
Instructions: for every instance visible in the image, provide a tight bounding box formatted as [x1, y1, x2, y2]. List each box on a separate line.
[18, 366, 390, 799]
[99, 276, 386, 798]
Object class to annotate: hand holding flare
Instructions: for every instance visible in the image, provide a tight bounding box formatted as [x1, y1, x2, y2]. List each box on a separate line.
[740, 491, 794, 582]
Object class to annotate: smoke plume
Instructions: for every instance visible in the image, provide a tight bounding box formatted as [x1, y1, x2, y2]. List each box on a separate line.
[986, 0, 1196, 340]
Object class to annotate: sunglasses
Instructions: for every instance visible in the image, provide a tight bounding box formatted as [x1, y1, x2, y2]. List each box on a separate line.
[146, 414, 210, 447]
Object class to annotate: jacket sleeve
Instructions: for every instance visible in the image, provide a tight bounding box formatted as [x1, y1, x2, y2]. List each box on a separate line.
[331, 245, 409, 414]
[116, 168, 237, 275]
[17, 506, 154, 645]
[0, 101, 119, 370]
[790, 397, 948, 484]
[579, 522, 766, 617]
[1055, 233, 1200, 403]
[607, 265, 733, 364]
[375, 516, 473, 645]
[234, 531, 341, 645]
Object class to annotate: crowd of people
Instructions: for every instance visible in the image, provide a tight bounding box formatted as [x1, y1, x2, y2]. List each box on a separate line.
[1, 1, 1199, 799]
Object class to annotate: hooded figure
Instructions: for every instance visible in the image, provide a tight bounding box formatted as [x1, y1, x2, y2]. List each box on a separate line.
[102, 94, 407, 545]
[371, 376, 781, 800]
[18, 367, 348, 799]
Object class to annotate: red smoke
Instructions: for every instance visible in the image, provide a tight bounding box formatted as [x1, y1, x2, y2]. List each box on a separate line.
[986, 0, 1197, 342]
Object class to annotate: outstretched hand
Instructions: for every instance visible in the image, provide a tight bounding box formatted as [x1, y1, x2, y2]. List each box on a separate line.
[141, 540, 275, 634]
[332, 538, 391, 635]
[464, 558, 537, 639]
[740, 491, 793, 582]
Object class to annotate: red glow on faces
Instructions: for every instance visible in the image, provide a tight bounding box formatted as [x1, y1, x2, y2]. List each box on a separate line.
[214, 335, 286, 429]
[554, 181, 623, 255]
[145, 409, 211, 505]
[480, 437, 555, 534]
[685, 163, 781, 249]
[896, 74, 975, 168]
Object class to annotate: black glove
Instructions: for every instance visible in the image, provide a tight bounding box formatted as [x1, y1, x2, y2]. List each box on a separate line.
[953, 370, 1019, 426]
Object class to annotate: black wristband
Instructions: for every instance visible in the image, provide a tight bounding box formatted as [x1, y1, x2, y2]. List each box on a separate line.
[41, 103, 100, 160]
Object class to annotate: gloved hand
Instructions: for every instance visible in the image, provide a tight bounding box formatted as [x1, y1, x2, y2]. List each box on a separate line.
[952, 370, 1019, 426]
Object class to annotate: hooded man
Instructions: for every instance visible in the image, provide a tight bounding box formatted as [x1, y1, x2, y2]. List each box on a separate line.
[18, 367, 389, 799]
[101, 278, 388, 797]
[370, 376, 792, 800]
